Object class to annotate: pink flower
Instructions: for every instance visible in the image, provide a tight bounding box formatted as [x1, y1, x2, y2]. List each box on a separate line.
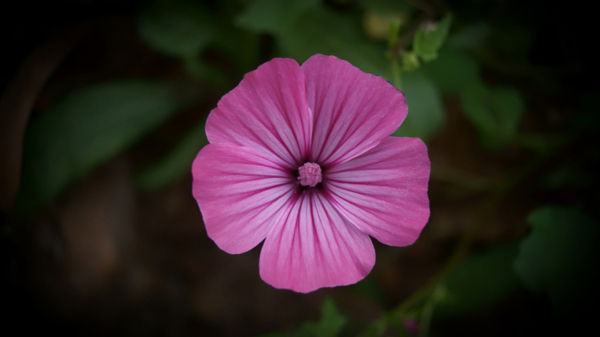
[192, 54, 430, 293]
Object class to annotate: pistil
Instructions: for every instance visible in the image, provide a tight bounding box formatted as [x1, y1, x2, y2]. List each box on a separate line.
[297, 162, 322, 187]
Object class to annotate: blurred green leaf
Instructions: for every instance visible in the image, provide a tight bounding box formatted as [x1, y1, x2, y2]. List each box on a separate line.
[514, 206, 600, 315]
[352, 274, 386, 305]
[392, 71, 445, 141]
[257, 297, 347, 337]
[421, 47, 480, 95]
[434, 244, 521, 318]
[460, 83, 524, 149]
[413, 13, 452, 62]
[16, 81, 182, 215]
[446, 23, 490, 50]
[237, 0, 386, 76]
[315, 298, 347, 337]
[182, 55, 232, 89]
[137, 116, 208, 189]
[279, 8, 387, 75]
[571, 92, 600, 137]
[293, 322, 319, 337]
[137, 0, 214, 58]
[488, 23, 533, 61]
[235, 0, 319, 34]
[356, 0, 414, 14]
[400, 51, 420, 72]
[211, 26, 261, 75]
[542, 162, 596, 190]
[514, 133, 567, 155]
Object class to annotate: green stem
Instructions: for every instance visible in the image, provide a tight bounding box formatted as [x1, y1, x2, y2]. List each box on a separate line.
[418, 291, 437, 337]
[391, 58, 403, 91]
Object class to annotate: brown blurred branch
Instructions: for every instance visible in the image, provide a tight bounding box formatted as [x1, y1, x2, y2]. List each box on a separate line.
[0, 24, 88, 214]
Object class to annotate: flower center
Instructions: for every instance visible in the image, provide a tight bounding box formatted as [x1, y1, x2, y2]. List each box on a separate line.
[297, 162, 322, 187]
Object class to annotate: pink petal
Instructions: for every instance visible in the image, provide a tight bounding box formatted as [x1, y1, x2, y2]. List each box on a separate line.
[324, 137, 430, 247]
[302, 54, 407, 167]
[192, 144, 296, 254]
[259, 191, 375, 293]
[206, 58, 312, 169]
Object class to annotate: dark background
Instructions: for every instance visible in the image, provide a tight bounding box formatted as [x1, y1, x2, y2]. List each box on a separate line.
[1, 1, 598, 336]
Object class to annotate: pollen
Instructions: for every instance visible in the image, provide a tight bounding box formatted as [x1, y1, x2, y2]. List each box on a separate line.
[297, 162, 322, 187]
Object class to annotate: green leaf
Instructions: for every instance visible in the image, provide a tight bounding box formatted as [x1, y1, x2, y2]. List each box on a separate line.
[137, 0, 214, 58]
[355, 0, 414, 14]
[257, 298, 347, 337]
[488, 23, 533, 62]
[293, 322, 319, 337]
[420, 47, 480, 95]
[182, 55, 232, 89]
[514, 206, 600, 315]
[434, 244, 521, 318]
[237, 0, 387, 76]
[446, 23, 490, 50]
[136, 117, 208, 189]
[211, 26, 261, 75]
[351, 274, 386, 305]
[542, 162, 596, 190]
[413, 13, 452, 62]
[400, 51, 420, 72]
[235, 0, 319, 34]
[277, 8, 388, 76]
[460, 83, 524, 149]
[392, 71, 445, 141]
[16, 80, 182, 215]
[571, 92, 600, 137]
[315, 298, 347, 337]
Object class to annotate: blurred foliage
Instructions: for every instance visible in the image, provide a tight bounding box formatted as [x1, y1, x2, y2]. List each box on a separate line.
[137, 0, 239, 86]
[136, 115, 208, 189]
[460, 83, 524, 149]
[435, 244, 521, 318]
[16, 81, 184, 215]
[445, 23, 490, 50]
[7, 0, 599, 336]
[13, 0, 462, 212]
[421, 47, 480, 95]
[356, 0, 414, 14]
[137, 0, 215, 58]
[413, 14, 452, 62]
[260, 298, 347, 337]
[514, 206, 600, 315]
[237, 0, 387, 76]
[392, 71, 445, 141]
[236, 0, 320, 34]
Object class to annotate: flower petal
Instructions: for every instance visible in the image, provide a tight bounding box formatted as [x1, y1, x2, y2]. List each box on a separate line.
[206, 58, 312, 169]
[302, 54, 407, 167]
[259, 191, 375, 293]
[192, 144, 296, 254]
[325, 137, 430, 247]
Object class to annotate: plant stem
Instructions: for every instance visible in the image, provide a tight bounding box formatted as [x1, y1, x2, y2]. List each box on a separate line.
[391, 59, 402, 91]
